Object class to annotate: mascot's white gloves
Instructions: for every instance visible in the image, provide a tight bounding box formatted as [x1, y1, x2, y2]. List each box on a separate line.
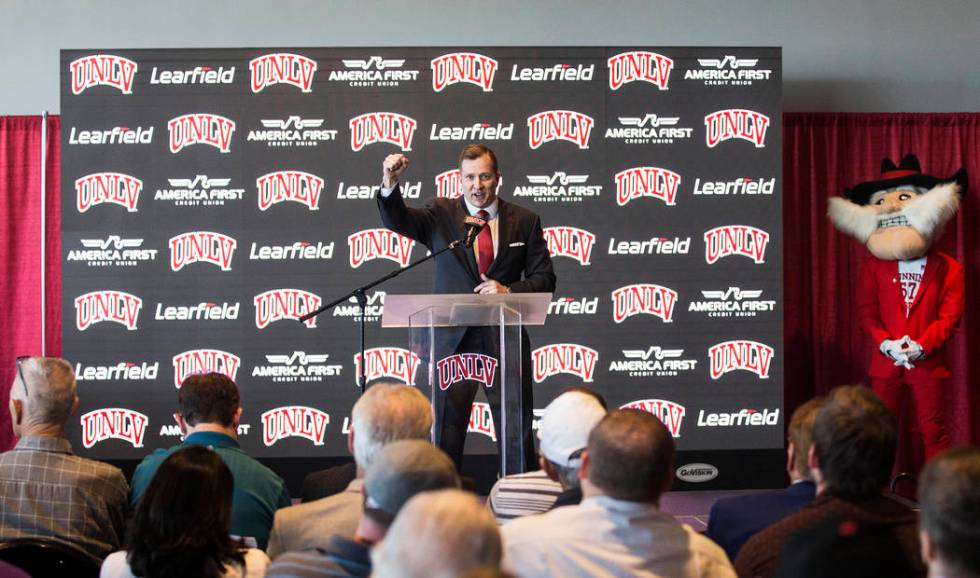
[903, 337, 924, 362]
[880, 336, 919, 369]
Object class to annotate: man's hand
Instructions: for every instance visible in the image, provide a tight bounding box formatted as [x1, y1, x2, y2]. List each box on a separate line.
[474, 274, 509, 295]
[383, 154, 410, 188]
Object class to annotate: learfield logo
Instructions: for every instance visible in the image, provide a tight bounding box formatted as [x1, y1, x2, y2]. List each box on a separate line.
[607, 51, 673, 90]
[698, 408, 780, 427]
[81, 408, 148, 449]
[169, 231, 236, 272]
[333, 291, 385, 322]
[75, 291, 142, 331]
[431, 52, 497, 92]
[354, 347, 420, 386]
[614, 166, 682, 207]
[436, 353, 498, 391]
[256, 171, 324, 211]
[262, 406, 329, 446]
[254, 289, 322, 328]
[704, 109, 770, 148]
[708, 340, 775, 380]
[621, 398, 686, 437]
[542, 226, 595, 265]
[532, 344, 598, 383]
[689, 287, 776, 318]
[68, 236, 157, 267]
[70, 55, 137, 95]
[527, 110, 594, 149]
[430, 122, 514, 141]
[686, 55, 773, 86]
[248, 116, 338, 147]
[249, 53, 317, 93]
[468, 402, 496, 441]
[154, 301, 240, 321]
[605, 114, 694, 144]
[332, 56, 420, 87]
[150, 65, 235, 85]
[548, 296, 599, 316]
[510, 62, 594, 82]
[155, 175, 245, 206]
[168, 114, 235, 153]
[609, 346, 698, 378]
[704, 225, 769, 264]
[75, 172, 143, 213]
[172, 349, 241, 388]
[339, 180, 421, 200]
[253, 351, 342, 383]
[74, 362, 159, 382]
[607, 236, 691, 256]
[68, 125, 153, 145]
[348, 229, 415, 268]
[611, 284, 677, 324]
[513, 172, 602, 203]
[249, 241, 335, 261]
[693, 177, 775, 195]
[349, 112, 417, 151]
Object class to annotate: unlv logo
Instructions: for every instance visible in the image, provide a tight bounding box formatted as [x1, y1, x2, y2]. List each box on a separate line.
[348, 229, 415, 268]
[168, 114, 236, 153]
[704, 225, 769, 264]
[249, 53, 317, 93]
[70, 54, 137, 95]
[75, 291, 142, 331]
[354, 347, 421, 386]
[614, 167, 682, 207]
[607, 51, 674, 91]
[169, 231, 237, 271]
[431, 52, 498, 92]
[80, 408, 148, 448]
[611, 284, 677, 324]
[704, 109, 770, 148]
[256, 171, 324, 211]
[709, 340, 775, 380]
[435, 169, 463, 199]
[436, 353, 498, 391]
[620, 399, 686, 438]
[543, 226, 595, 266]
[349, 112, 417, 151]
[172, 349, 242, 388]
[532, 344, 598, 383]
[75, 172, 143, 213]
[262, 406, 330, 446]
[254, 289, 322, 328]
[527, 110, 594, 149]
[468, 402, 496, 441]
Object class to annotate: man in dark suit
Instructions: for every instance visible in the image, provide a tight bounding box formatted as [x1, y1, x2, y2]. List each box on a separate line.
[377, 144, 556, 472]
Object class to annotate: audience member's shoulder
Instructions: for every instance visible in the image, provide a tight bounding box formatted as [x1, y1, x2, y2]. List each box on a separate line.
[68, 453, 128, 487]
[500, 502, 580, 544]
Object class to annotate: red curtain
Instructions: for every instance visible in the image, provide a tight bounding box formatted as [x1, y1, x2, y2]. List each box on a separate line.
[0, 116, 61, 450]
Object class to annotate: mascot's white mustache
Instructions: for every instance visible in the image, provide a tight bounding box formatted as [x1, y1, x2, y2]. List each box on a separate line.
[827, 182, 961, 243]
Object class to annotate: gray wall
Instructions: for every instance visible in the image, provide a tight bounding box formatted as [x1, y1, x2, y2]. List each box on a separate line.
[1, 0, 977, 115]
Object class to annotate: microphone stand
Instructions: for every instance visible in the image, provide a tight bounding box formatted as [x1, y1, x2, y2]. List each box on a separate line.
[299, 238, 468, 395]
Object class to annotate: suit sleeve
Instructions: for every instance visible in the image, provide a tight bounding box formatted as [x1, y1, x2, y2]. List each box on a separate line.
[509, 213, 556, 294]
[856, 259, 892, 345]
[376, 184, 437, 247]
[914, 260, 964, 355]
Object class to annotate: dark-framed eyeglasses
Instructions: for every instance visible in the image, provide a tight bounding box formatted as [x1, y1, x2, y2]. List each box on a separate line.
[15, 356, 31, 398]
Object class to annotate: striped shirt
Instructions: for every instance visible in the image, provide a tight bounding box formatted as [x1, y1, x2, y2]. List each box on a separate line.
[487, 470, 563, 524]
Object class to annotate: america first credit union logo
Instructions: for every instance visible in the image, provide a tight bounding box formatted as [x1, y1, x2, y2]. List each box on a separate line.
[68, 236, 157, 267]
[354, 347, 421, 386]
[250, 53, 317, 93]
[156, 175, 245, 207]
[172, 349, 242, 388]
[332, 56, 420, 87]
[689, 287, 776, 318]
[708, 340, 775, 380]
[543, 226, 596, 266]
[262, 406, 330, 446]
[687, 55, 773, 86]
[248, 116, 338, 147]
[254, 289, 322, 329]
[605, 114, 694, 145]
[607, 51, 673, 90]
[513, 172, 602, 203]
[527, 110, 594, 149]
[609, 346, 698, 378]
[620, 399, 686, 437]
[169, 231, 236, 272]
[614, 166, 682, 207]
[349, 112, 417, 151]
[253, 352, 342, 383]
[611, 284, 678, 324]
[70, 54, 137, 95]
[75, 291, 141, 331]
[75, 172, 143, 213]
[704, 225, 769, 264]
[333, 291, 385, 323]
[256, 171, 324, 211]
[532, 344, 598, 383]
[81, 408, 148, 449]
[168, 114, 235, 154]
[437, 353, 498, 391]
[431, 52, 497, 92]
[704, 109, 770, 148]
[348, 229, 415, 268]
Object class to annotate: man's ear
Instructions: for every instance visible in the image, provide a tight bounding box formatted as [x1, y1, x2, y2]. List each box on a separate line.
[347, 424, 355, 456]
[175, 412, 189, 435]
[233, 407, 243, 427]
[70, 396, 80, 417]
[786, 441, 796, 473]
[808, 444, 819, 470]
[9, 398, 24, 427]
[919, 529, 937, 564]
[577, 450, 590, 482]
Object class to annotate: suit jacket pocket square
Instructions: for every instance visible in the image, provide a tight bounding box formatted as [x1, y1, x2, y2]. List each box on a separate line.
[509, 242, 525, 247]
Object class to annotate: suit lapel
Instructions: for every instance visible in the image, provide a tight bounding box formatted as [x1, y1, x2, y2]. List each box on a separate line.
[450, 198, 481, 283]
[487, 199, 515, 278]
[908, 252, 939, 314]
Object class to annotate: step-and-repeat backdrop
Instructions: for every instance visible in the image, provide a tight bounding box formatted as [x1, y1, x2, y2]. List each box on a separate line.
[61, 47, 782, 473]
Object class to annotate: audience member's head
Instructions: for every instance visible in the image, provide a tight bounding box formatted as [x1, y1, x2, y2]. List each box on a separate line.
[787, 396, 825, 482]
[350, 382, 432, 472]
[918, 447, 980, 578]
[176, 372, 241, 434]
[582, 409, 675, 504]
[372, 489, 501, 578]
[127, 445, 245, 578]
[538, 390, 607, 490]
[358, 440, 459, 543]
[9, 356, 78, 436]
[810, 385, 897, 500]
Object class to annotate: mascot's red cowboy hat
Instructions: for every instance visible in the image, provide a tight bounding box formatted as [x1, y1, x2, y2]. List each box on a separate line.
[844, 154, 968, 206]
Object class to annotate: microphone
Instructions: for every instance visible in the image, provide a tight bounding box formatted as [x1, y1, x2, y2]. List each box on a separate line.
[462, 215, 488, 248]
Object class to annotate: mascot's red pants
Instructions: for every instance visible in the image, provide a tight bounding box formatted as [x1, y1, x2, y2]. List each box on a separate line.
[872, 375, 950, 460]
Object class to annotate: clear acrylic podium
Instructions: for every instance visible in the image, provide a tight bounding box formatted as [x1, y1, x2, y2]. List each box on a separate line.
[382, 293, 552, 475]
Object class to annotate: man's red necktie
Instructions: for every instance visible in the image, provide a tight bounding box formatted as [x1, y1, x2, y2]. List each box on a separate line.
[477, 209, 494, 276]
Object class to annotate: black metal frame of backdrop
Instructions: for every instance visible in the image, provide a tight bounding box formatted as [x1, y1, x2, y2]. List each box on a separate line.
[61, 47, 783, 492]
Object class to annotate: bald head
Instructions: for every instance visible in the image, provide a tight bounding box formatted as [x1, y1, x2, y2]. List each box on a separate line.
[584, 409, 675, 503]
[10, 357, 78, 434]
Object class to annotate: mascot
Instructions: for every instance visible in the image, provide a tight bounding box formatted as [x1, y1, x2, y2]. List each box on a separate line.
[828, 154, 966, 460]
